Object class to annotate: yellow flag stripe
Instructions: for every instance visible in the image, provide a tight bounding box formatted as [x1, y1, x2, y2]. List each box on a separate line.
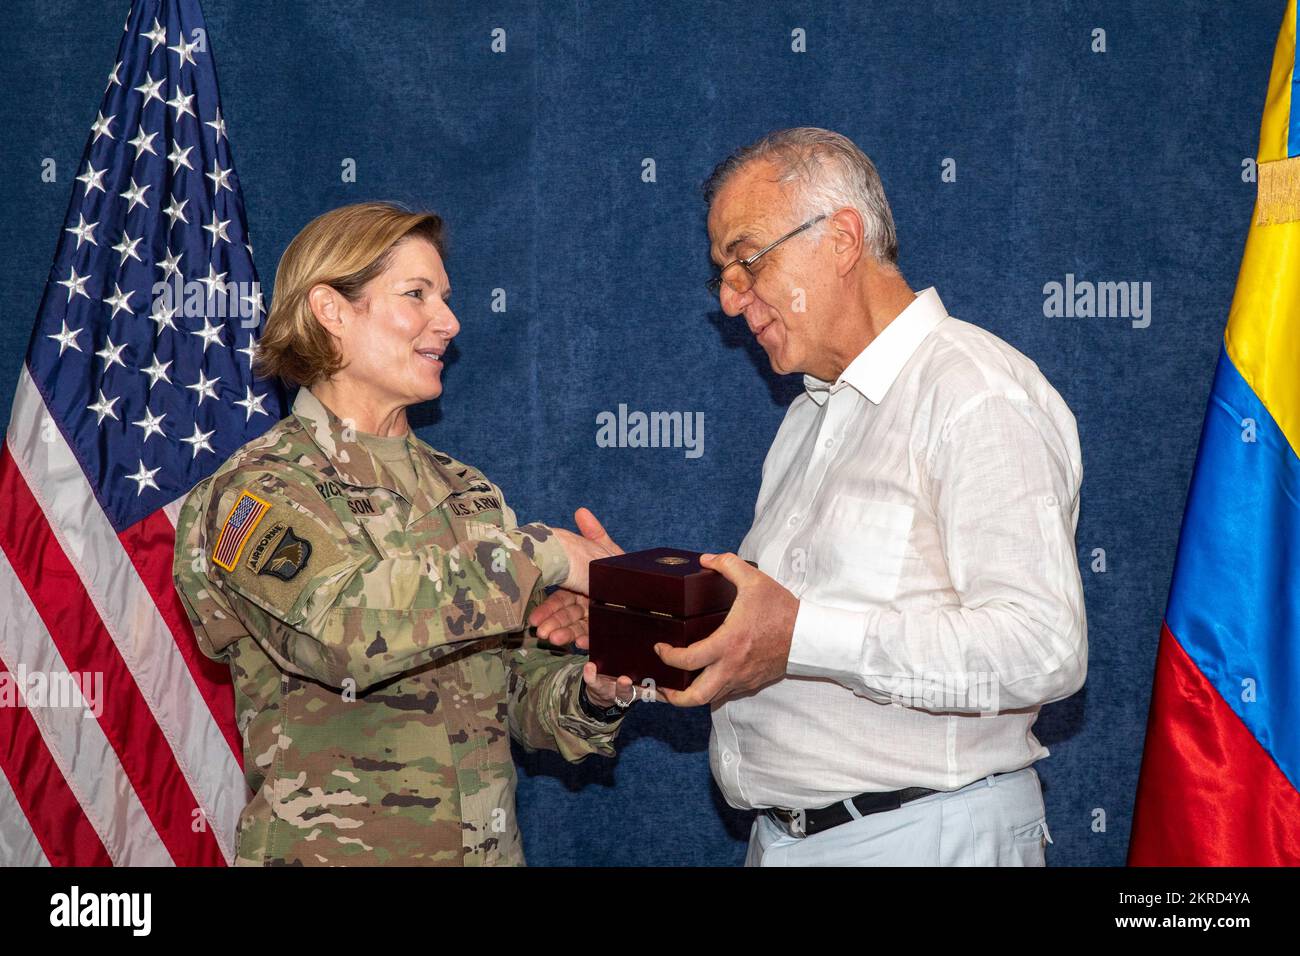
[1258, 0, 1296, 164]
[1225, 1, 1300, 458]
[1225, 210, 1300, 460]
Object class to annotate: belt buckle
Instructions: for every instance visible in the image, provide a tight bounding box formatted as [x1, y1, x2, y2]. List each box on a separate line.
[769, 807, 807, 838]
[789, 808, 806, 837]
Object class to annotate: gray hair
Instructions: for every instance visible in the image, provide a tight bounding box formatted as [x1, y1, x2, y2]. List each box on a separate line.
[702, 127, 899, 265]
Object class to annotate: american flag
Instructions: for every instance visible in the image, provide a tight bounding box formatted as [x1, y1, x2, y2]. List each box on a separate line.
[0, 0, 287, 865]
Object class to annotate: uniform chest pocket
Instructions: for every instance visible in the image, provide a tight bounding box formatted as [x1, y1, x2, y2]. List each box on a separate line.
[337, 490, 407, 557]
[813, 496, 913, 606]
[444, 493, 506, 538]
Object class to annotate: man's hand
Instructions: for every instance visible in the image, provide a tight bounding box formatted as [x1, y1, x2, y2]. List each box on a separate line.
[655, 552, 799, 707]
[530, 508, 623, 649]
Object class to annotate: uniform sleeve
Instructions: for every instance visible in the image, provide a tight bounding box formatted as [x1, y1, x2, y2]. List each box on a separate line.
[505, 635, 624, 761]
[786, 392, 1088, 714]
[487, 478, 569, 589]
[203, 464, 564, 693]
[173, 478, 248, 662]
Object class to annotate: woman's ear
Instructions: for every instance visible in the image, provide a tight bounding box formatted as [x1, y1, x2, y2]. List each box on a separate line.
[307, 284, 345, 338]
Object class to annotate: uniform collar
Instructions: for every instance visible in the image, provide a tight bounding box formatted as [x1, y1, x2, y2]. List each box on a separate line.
[803, 286, 948, 406]
[291, 386, 461, 519]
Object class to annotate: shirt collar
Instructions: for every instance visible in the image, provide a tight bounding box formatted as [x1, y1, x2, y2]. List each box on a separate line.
[803, 286, 948, 406]
[291, 386, 459, 517]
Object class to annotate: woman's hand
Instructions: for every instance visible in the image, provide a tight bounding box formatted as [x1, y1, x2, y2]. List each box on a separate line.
[530, 588, 591, 648]
[531, 508, 622, 648]
[535, 510, 644, 709]
[550, 507, 623, 596]
[582, 662, 637, 710]
[531, 505, 622, 647]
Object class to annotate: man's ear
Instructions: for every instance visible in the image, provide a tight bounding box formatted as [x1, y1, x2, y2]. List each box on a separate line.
[307, 284, 345, 339]
[828, 207, 865, 278]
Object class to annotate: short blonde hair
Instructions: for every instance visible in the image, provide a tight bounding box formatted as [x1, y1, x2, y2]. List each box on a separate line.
[254, 201, 446, 387]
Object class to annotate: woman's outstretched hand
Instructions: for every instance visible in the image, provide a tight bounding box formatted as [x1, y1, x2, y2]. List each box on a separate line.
[531, 508, 623, 648]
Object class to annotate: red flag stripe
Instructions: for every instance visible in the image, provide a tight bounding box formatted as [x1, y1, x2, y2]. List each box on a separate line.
[1128, 623, 1300, 865]
[0, 546, 159, 864]
[0, 643, 109, 866]
[5, 369, 243, 862]
[0, 447, 225, 866]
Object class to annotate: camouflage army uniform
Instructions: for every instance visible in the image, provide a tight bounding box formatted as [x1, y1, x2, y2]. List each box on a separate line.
[173, 386, 623, 866]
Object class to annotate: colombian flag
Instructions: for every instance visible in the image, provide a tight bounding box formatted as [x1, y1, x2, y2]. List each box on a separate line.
[1128, 2, 1300, 865]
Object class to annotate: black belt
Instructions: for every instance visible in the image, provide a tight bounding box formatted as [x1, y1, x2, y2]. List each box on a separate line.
[765, 786, 939, 838]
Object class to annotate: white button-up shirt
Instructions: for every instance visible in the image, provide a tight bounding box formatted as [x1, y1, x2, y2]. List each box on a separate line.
[710, 287, 1087, 810]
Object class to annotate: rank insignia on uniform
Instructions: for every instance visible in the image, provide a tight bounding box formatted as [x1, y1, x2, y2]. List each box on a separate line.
[258, 527, 312, 581]
[212, 491, 272, 572]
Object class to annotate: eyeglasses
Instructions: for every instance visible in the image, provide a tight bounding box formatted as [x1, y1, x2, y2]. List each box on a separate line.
[705, 214, 827, 297]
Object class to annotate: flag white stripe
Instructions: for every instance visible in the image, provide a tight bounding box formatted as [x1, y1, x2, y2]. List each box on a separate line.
[8, 368, 242, 863]
[0, 756, 49, 867]
[163, 498, 183, 528]
[0, 546, 171, 865]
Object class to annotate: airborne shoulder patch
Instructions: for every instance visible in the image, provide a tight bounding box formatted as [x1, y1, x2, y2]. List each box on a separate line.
[212, 491, 272, 571]
[253, 526, 313, 581]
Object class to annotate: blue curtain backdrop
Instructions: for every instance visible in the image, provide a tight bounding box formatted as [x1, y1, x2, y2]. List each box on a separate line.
[0, 0, 1280, 866]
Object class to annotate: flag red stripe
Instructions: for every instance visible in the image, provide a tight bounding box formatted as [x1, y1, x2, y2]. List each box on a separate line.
[119, 511, 242, 765]
[0, 644, 111, 866]
[1128, 623, 1300, 865]
[0, 448, 225, 866]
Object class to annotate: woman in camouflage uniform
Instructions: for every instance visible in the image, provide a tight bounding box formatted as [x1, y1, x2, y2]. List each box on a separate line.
[173, 201, 634, 865]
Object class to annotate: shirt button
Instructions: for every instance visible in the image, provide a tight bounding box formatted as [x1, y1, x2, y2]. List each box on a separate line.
[824, 438, 834, 449]
[788, 515, 799, 527]
[722, 751, 734, 764]
[1044, 495, 1057, 507]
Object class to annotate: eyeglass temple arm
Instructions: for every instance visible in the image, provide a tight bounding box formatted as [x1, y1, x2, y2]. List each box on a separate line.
[742, 213, 828, 266]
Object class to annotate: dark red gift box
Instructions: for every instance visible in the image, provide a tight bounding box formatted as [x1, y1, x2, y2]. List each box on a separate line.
[587, 548, 737, 692]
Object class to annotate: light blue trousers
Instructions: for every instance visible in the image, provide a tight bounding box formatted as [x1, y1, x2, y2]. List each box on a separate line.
[744, 766, 1052, 866]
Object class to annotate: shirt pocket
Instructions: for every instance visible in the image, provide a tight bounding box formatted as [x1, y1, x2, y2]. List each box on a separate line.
[346, 489, 409, 556]
[444, 493, 508, 547]
[813, 496, 913, 606]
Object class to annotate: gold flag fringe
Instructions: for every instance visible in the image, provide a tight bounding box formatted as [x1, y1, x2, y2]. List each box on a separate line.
[1256, 155, 1300, 225]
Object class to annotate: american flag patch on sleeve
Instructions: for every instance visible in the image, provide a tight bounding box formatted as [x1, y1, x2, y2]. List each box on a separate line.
[212, 491, 272, 571]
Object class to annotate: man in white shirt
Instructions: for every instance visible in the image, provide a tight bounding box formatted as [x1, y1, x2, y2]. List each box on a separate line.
[530, 126, 1086, 866]
[649, 127, 1088, 866]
